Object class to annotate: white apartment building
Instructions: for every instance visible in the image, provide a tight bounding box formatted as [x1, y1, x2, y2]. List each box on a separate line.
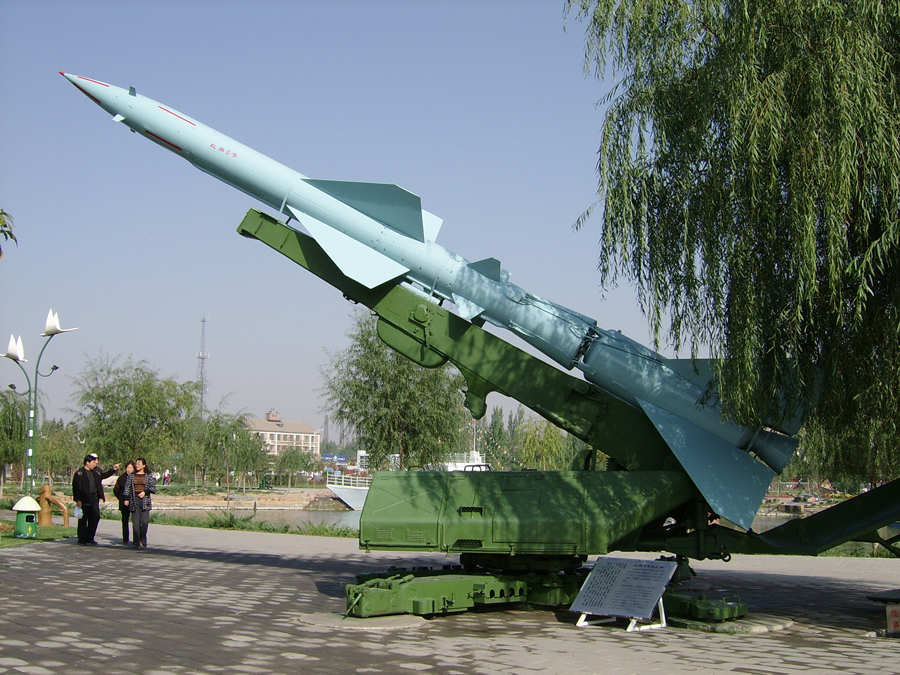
[244, 411, 320, 457]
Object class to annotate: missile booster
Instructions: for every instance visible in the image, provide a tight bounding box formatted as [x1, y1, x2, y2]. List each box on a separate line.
[62, 73, 799, 529]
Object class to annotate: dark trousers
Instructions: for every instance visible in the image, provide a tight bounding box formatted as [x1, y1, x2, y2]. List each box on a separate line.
[131, 509, 150, 547]
[120, 510, 130, 542]
[77, 499, 101, 544]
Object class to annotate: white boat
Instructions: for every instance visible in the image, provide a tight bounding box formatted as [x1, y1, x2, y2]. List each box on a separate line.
[326, 473, 372, 510]
[326, 451, 488, 510]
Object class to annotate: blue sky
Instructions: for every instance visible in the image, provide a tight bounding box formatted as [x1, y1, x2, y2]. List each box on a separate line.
[0, 0, 658, 433]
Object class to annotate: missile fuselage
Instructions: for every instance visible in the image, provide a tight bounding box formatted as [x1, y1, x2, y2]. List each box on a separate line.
[62, 72, 798, 530]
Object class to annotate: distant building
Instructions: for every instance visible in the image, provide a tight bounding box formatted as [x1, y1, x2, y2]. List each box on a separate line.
[357, 450, 400, 471]
[244, 410, 320, 457]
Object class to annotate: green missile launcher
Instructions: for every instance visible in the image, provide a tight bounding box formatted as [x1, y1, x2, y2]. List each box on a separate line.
[238, 209, 900, 621]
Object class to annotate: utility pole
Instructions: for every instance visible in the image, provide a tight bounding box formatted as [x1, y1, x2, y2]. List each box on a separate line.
[197, 316, 208, 417]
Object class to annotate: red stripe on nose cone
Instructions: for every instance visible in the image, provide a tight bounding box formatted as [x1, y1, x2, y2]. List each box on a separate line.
[145, 131, 183, 152]
[76, 75, 110, 87]
[60, 72, 106, 105]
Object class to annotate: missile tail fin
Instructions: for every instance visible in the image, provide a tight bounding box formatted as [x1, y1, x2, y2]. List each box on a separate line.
[422, 210, 442, 243]
[664, 358, 805, 437]
[664, 357, 716, 390]
[452, 294, 485, 321]
[304, 179, 431, 242]
[288, 206, 408, 288]
[468, 257, 504, 282]
[637, 398, 773, 531]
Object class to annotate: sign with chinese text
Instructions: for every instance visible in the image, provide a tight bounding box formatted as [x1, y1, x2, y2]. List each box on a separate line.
[570, 557, 677, 620]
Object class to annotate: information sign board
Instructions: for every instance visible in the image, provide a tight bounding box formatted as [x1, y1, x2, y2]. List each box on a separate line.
[570, 557, 677, 620]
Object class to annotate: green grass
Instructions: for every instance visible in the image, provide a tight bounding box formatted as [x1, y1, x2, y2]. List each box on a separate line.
[0, 508, 356, 549]
[99, 505, 358, 537]
[154, 484, 223, 497]
[0, 521, 76, 548]
[820, 542, 896, 558]
[295, 521, 358, 537]
[105, 509, 358, 538]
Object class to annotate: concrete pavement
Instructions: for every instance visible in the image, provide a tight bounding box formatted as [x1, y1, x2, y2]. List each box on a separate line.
[0, 517, 898, 674]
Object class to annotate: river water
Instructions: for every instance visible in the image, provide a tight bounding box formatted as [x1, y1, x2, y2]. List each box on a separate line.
[751, 514, 796, 532]
[156, 507, 362, 530]
[152, 510, 789, 535]
[150, 507, 890, 540]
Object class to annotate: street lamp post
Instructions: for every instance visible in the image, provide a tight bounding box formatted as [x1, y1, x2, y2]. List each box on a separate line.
[3, 310, 77, 495]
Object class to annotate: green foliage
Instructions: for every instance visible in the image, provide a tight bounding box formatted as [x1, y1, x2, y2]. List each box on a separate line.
[567, 0, 900, 479]
[0, 209, 15, 259]
[472, 407, 514, 470]
[319, 439, 341, 456]
[69, 354, 200, 469]
[341, 438, 362, 463]
[320, 309, 468, 470]
[820, 542, 896, 558]
[295, 521, 358, 538]
[505, 406, 526, 456]
[476, 405, 599, 471]
[800, 421, 897, 490]
[488, 406, 507, 448]
[177, 416, 210, 486]
[779, 436, 819, 483]
[34, 419, 82, 486]
[0, 390, 27, 493]
[135, 510, 358, 537]
[153, 483, 221, 497]
[203, 410, 267, 492]
[518, 418, 570, 471]
[0, 523, 75, 549]
[203, 510, 288, 532]
[274, 446, 317, 488]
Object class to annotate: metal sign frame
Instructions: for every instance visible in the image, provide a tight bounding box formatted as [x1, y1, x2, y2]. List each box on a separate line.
[570, 557, 678, 632]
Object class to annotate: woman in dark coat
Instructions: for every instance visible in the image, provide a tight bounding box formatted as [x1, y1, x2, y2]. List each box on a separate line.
[123, 457, 156, 549]
[113, 461, 135, 545]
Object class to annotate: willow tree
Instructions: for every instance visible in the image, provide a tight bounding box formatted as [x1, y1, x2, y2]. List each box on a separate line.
[0, 390, 27, 495]
[320, 310, 468, 471]
[203, 410, 266, 495]
[35, 419, 82, 488]
[0, 209, 15, 258]
[518, 419, 570, 471]
[275, 446, 317, 488]
[69, 354, 201, 471]
[566, 1, 900, 482]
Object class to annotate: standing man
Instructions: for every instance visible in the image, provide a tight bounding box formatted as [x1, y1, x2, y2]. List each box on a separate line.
[72, 453, 120, 546]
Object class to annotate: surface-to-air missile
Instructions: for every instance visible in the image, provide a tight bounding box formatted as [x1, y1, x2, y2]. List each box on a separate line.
[64, 73, 900, 619]
[60, 72, 794, 528]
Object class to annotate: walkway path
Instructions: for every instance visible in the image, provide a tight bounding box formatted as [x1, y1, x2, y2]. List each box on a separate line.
[0, 518, 897, 674]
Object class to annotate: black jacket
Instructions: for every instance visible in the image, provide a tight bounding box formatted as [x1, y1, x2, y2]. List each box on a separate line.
[72, 465, 116, 503]
[113, 473, 130, 513]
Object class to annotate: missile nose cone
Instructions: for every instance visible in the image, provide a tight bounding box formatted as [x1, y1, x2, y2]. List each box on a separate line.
[60, 72, 112, 106]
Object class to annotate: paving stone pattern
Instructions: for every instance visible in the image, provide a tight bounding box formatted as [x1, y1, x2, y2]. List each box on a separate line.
[0, 519, 897, 674]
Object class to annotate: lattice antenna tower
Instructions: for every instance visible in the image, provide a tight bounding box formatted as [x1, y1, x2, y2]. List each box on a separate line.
[197, 316, 209, 416]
